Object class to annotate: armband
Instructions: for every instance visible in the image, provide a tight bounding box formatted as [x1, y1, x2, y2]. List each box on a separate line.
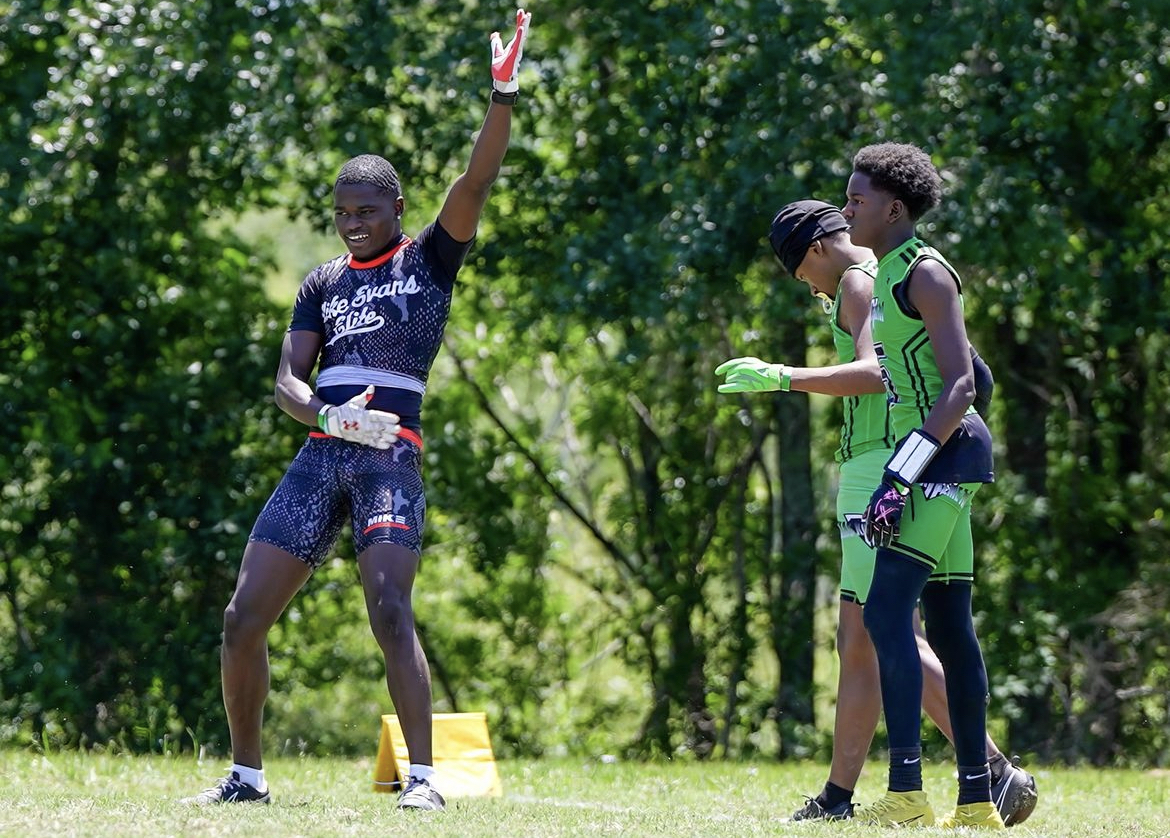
[884, 428, 942, 488]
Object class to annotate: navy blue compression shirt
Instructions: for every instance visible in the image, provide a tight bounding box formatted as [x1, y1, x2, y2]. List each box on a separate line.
[289, 221, 474, 430]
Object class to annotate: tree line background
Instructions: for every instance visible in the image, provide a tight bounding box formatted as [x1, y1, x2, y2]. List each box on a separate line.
[2, 0, 1169, 767]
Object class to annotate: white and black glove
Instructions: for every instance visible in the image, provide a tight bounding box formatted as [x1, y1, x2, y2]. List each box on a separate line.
[490, 8, 531, 102]
[317, 386, 400, 450]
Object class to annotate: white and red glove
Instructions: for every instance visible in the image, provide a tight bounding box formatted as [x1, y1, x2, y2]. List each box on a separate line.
[317, 386, 400, 450]
[490, 8, 531, 95]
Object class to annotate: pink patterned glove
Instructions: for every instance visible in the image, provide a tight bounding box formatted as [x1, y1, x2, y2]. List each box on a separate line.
[862, 478, 909, 548]
[861, 428, 942, 547]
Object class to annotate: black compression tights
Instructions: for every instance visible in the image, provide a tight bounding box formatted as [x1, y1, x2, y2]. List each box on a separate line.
[863, 551, 990, 768]
[863, 549, 931, 750]
[921, 580, 990, 769]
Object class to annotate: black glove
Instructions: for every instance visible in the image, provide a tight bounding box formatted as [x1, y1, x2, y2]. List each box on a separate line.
[861, 428, 941, 548]
[862, 477, 910, 548]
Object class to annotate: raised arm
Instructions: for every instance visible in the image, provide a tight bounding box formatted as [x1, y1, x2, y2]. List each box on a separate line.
[437, 8, 531, 242]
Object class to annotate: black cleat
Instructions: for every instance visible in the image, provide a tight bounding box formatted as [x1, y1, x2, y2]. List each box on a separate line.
[182, 771, 271, 805]
[788, 795, 855, 821]
[991, 756, 1038, 826]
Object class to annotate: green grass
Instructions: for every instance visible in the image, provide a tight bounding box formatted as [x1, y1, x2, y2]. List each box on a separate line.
[1, 751, 1167, 837]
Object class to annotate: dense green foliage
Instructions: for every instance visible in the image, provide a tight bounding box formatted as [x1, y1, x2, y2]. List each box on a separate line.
[2, 0, 1169, 766]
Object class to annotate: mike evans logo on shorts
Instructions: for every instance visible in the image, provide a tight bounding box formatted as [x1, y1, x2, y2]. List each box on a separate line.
[364, 512, 410, 534]
[922, 483, 973, 505]
[322, 274, 421, 347]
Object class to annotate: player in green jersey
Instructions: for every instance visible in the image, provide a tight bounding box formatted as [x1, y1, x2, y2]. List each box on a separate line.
[844, 142, 1006, 830]
[716, 200, 1035, 826]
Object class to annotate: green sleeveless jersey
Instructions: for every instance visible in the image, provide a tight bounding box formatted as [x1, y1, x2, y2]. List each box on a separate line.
[831, 258, 894, 463]
[870, 237, 963, 438]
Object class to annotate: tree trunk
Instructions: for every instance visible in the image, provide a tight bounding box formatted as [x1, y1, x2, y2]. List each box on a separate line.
[768, 317, 819, 758]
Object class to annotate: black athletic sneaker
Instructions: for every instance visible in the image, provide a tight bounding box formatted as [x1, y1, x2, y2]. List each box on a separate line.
[789, 795, 855, 821]
[991, 756, 1038, 826]
[182, 771, 271, 805]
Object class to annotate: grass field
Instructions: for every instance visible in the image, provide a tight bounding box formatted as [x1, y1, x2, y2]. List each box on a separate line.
[1, 751, 1167, 837]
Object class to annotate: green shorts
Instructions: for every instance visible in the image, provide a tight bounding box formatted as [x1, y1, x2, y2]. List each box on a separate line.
[837, 449, 889, 605]
[837, 450, 979, 603]
[889, 482, 980, 584]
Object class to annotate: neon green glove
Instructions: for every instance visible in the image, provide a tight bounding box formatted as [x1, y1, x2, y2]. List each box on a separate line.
[715, 357, 792, 393]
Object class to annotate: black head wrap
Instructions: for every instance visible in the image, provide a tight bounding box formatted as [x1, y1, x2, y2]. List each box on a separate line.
[768, 199, 851, 275]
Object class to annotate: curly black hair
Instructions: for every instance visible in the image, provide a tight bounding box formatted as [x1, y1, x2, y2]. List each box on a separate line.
[851, 143, 941, 220]
[335, 154, 402, 197]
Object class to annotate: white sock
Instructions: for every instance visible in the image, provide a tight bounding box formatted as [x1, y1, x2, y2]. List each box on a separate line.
[408, 763, 436, 788]
[231, 763, 266, 792]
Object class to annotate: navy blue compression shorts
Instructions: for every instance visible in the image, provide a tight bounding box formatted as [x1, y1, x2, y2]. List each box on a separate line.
[248, 430, 425, 568]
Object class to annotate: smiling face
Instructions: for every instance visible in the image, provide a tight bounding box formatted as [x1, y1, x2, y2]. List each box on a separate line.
[333, 181, 403, 260]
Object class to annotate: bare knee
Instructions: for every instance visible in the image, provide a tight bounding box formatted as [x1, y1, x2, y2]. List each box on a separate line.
[222, 599, 270, 652]
[838, 613, 876, 669]
[367, 588, 415, 649]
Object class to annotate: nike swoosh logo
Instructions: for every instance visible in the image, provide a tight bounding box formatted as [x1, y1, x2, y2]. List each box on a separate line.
[897, 815, 925, 825]
[965, 772, 990, 780]
[903, 757, 921, 765]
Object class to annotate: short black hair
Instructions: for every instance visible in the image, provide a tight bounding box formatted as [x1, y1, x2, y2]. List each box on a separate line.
[851, 143, 941, 220]
[335, 154, 402, 197]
